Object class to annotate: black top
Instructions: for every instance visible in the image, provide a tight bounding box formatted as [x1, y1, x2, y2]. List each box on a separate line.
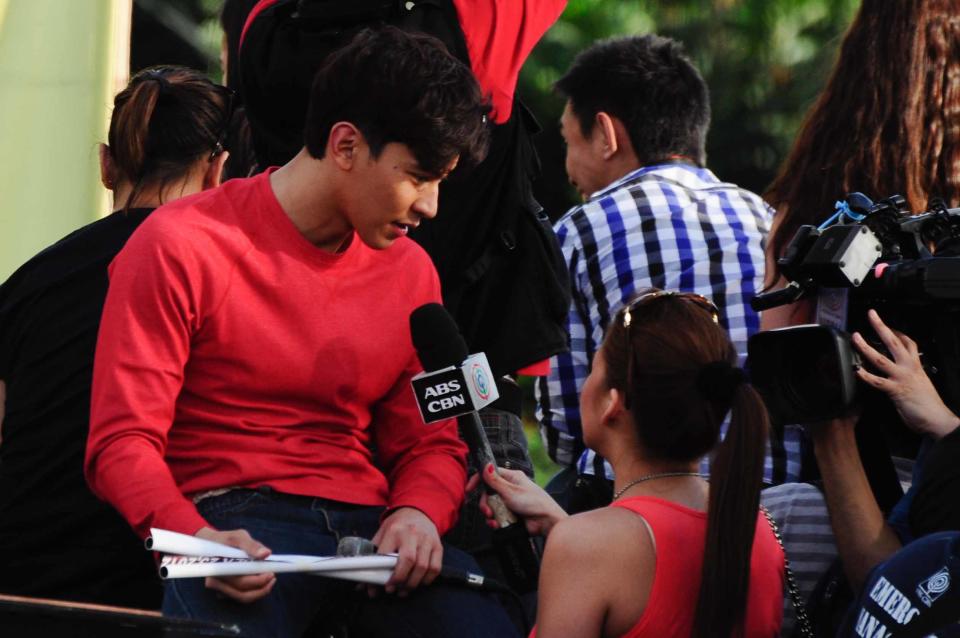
[910, 425, 960, 537]
[0, 208, 161, 607]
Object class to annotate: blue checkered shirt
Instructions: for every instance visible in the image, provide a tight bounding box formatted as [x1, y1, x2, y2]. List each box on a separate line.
[536, 162, 803, 484]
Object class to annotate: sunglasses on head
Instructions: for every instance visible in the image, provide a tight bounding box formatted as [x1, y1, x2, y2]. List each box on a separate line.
[209, 86, 237, 161]
[621, 290, 720, 329]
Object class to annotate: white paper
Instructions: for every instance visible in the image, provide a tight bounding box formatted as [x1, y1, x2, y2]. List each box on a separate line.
[148, 528, 397, 585]
[159, 555, 397, 584]
[147, 528, 250, 559]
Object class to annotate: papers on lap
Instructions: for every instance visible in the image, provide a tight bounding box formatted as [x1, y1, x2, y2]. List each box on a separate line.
[147, 528, 397, 585]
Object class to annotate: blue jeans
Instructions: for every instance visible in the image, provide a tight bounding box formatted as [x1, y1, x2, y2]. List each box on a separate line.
[162, 488, 520, 638]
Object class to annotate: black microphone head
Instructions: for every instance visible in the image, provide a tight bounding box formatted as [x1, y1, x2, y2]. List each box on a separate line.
[409, 303, 469, 371]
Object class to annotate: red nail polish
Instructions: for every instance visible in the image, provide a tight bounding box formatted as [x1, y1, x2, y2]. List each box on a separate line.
[486, 464, 494, 474]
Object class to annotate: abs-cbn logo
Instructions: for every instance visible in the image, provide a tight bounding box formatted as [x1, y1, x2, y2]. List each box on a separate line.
[423, 379, 466, 413]
[470, 363, 491, 400]
[411, 368, 472, 423]
[410, 352, 500, 424]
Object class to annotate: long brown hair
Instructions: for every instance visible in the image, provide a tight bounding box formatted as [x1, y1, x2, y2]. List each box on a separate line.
[765, 0, 960, 283]
[602, 291, 770, 638]
[107, 66, 232, 211]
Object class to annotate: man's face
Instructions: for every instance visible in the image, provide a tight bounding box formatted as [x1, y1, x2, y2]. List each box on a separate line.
[560, 101, 607, 201]
[347, 142, 457, 250]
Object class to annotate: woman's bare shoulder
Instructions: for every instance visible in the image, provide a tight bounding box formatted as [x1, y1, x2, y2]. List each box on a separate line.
[547, 506, 654, 562]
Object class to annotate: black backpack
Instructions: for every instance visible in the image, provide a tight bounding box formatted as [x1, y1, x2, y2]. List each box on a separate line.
[239, 0, 570, 375]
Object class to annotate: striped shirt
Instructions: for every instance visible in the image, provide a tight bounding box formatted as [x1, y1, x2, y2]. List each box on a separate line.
[536, 162, 803, 484]
[761, 483, 839, 636]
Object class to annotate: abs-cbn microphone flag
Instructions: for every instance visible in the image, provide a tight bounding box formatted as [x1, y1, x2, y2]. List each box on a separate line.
[411, 352, 499, 423]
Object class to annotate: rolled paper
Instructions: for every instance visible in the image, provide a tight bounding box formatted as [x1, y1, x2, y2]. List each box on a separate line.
[149, 528, 397, 585]
[148, 528, 381, 564]
[147, 528, 249, 559]
[158, 554, 397, 584]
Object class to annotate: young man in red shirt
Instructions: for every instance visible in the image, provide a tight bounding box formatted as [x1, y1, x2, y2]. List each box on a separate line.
[86, 27, 517, 637]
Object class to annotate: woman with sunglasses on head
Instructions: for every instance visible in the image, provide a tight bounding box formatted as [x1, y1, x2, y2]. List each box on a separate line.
[476, 289, 784, 637]
[0, 66, 231, 608]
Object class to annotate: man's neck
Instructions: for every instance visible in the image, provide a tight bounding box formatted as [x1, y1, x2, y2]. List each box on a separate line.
[642, 154, 700, 168]
[599, 155, 701, 195]
[600, 158, 643, 194]
[269, 149, 354, 253]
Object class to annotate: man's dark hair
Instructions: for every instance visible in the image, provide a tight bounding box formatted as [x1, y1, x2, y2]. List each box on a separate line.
[304, 26, 490, 175]
[555, 34, 710, 167]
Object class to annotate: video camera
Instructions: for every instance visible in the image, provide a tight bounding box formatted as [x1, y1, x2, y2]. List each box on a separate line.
[748, 193, 960, 423]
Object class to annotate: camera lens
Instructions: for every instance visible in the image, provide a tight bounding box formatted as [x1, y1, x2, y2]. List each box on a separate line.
[780, 349, 840, 413]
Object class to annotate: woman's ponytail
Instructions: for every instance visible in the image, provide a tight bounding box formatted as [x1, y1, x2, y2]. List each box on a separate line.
[110, 78, 163, 206]
[691, 382, 770, 638]
[106, 66, 231, 212]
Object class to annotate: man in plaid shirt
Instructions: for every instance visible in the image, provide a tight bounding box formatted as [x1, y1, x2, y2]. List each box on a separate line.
[537, 34, 802, 510]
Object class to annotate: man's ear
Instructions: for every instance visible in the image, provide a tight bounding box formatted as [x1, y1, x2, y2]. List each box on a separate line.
[327, 122, 363, 169]
[99, 144, 115, 190]
[594, 112, 620, 161]
[595, 112, 636, 162]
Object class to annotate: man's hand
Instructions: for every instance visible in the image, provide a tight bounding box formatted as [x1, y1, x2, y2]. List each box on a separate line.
[195, 526, 276, 603]
[854, 309, 960, 439]
[372, 507, 442, 595]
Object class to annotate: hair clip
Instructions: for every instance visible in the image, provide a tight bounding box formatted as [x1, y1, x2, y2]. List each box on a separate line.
[143, 69, 172, 95]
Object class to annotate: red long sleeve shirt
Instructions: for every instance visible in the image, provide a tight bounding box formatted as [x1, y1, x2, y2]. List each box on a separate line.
[85, 171, 468, 538]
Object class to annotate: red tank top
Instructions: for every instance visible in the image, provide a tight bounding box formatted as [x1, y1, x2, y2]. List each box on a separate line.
[612, 496, 784, 637]
[528, 497, 783, 638]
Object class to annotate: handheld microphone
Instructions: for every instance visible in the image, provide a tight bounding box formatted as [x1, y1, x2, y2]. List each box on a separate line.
[409, 303, 514, 527]
[336, 536, 507, 593]
[409, 303, 540, 593]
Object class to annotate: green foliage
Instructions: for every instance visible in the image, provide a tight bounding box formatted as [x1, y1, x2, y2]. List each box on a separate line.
[525, 420, 562, 487]
[521, 0, 861, 205]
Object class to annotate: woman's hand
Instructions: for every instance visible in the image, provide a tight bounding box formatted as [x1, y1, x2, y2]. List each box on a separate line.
[853, 309, 960, 439]
[467, 463, 568, 537]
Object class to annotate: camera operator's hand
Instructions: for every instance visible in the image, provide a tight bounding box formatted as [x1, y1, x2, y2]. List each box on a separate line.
[466, 463, 568, 537]
[853, 309, 960, 439]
